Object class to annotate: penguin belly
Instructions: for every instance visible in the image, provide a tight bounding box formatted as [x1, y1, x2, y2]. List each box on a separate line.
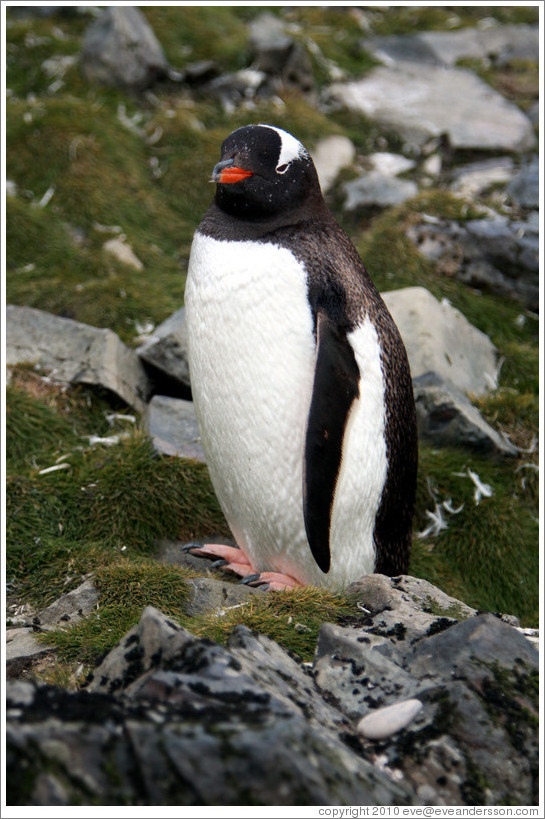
[186, 232, 388, 588]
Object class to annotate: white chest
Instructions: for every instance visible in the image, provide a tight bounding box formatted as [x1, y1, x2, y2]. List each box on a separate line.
[185, 232, 316, 569]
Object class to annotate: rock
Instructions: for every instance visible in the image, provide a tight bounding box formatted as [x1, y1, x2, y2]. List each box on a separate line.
[144, 395, 205, 461]
[6, 575, 538, 806]
[362, 24, 539, 69]
[31, 580, 99, 629]
[312, 135, 356, 193]
[344, 171, 418, 210]
[329, 61, 535, 153]
[102, 238, 144, 271]
[6, 305, 150, 412]
[368, 152, 415, 176]
[182, 575, 256, 618]
[248, 12, 316, 98]
[6, 628, 55, 678]
[406, 216, 539, 312]
[202, 68, 267, 112]
[381, 288, 499, 396]
[81, 6, 169, 91]
[357, 698, 423, 740]
[413, 371, 518, 456]
[449, 156, 515, 199]
[506, 155, 539, 209]
[136, 306, 191, 397]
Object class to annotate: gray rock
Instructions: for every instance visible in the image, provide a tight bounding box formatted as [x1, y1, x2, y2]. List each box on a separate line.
[6, 628, 55, 677]
[362, 24, 539, 69]
[144, 395, 205, 461]
[329, 62, 535, 153]
[413, 371, 518, 456]
[381, 287, 499, 396]
[202, 68, 267, 112]
[6, 576, 538, 806]
[449, 156, 515, 199]
[81, 6, 169, 91]
[87, 605, 196, 695]
[506, 155, 539, 209]
[32, 579, 99, 630]
[182, 575, 256, 617]
[136, 306, 191, 396]
[406, 217, 539, 312]
[6, 305, 150, 412]
[343, 171, 418, 210]
[248, 12, 316, 98]
[312, 135, 356, 193]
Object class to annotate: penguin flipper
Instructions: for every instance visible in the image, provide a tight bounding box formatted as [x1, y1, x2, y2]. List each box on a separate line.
[303, 311, 360, 573]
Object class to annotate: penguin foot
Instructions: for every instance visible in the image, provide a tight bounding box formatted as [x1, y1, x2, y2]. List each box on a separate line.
[185, 542, 257, 579]
[242, 572, 302, 591]
[185, 543, 303, 590]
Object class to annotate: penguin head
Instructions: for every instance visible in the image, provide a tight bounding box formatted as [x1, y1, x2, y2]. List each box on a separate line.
[211, 124, 322, 219]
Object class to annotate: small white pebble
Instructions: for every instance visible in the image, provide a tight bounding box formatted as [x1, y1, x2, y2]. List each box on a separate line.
[357, 698, 423, 741]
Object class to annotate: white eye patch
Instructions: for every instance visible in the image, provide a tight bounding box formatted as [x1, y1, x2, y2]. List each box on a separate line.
[259, 124, 308, 173]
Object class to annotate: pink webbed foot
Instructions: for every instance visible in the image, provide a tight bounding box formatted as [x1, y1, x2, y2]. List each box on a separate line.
[184, 542, 256, 579]
[243, 571, 303, 591]
[184, 543, 304, 590]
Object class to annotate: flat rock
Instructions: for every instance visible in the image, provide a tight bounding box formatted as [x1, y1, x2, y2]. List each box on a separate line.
[136, 306, 191, 396]
[81, 6, 169, 91]
[312, 135, 356, 193]
[381, 287, 498, 396]
[6, 305, 150, 412]
[144, 395, 205, 461]
[413, 371, 518, 456]
[329, 61, 535, 153]
[343, 171, 418, 210]
[362, 24, 539, 69]
[32, 579, 99, 629]
[449, 157, 515, 199]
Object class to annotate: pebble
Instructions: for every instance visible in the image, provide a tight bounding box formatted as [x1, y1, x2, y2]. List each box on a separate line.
[357, 698, 423, 740]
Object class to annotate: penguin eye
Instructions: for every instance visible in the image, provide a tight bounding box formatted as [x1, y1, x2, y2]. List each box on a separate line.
[277, 163, 289, 174]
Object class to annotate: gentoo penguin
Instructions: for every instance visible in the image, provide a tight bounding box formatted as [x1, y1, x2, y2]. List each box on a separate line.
[185, 124, 417, 590]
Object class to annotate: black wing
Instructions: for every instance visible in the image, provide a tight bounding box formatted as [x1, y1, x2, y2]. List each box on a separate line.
[303, 311, 360, 573]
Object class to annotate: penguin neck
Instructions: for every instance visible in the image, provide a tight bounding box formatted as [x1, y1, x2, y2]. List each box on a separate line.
[198, 197, 331, 243]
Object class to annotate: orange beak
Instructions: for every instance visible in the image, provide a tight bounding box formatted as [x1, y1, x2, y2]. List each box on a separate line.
[211, 159, 253, 184]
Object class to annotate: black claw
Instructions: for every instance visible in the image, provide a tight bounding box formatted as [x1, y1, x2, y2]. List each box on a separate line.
[182, 541, 202, 552]
[212, 559, 229, 568]
[240, 573, 262, 585]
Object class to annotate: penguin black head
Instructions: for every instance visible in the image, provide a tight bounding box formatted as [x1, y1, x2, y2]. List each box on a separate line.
[211, 124, 323, 220]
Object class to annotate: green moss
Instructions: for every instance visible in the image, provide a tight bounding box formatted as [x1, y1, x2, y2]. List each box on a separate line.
[193, 587, 356, 662]
[6, 380, 228, 606]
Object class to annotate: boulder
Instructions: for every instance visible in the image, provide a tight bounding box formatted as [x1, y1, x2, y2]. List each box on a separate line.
[136, 306, 191, 397]
[362, 24, 539, 69]
[344, 172, 418, 210]
[6, 305, 150, 412]
[80, 6, 169, 92]
[144, 395, 205, 461]
[312, 135, 356, 193]
[506, 155, 539, 209]
[248, 12, 316, 98]
[6, 579, 538, 806]
[381, 288, 499, 397]
[413, 372, 518, 456]
[406, 216, 539, 312]
[329, 61, 535, 153]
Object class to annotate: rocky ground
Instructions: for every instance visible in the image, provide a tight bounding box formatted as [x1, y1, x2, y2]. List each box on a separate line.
[4, 5, 541, 808]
